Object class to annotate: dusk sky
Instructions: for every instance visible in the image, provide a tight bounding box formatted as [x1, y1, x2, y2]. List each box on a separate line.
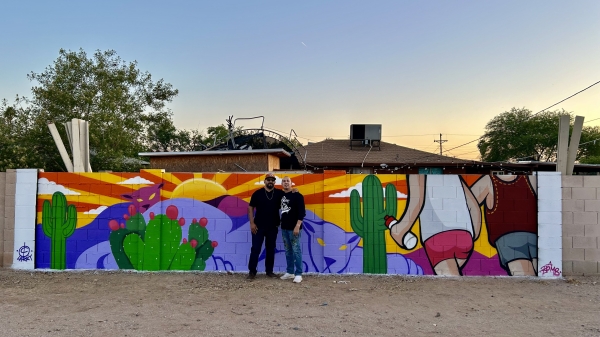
[1, 1, 599, 160]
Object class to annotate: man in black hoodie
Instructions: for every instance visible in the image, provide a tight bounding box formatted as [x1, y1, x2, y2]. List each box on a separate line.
[279, 176, 305, 283]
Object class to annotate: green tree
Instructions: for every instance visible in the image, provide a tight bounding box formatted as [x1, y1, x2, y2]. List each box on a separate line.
[0, 98, 34, 171]
[143, 110, 206, 152]
[478, 107, 600, 163]
[4, 48, 179, 172]
[577, 126, 600, 164]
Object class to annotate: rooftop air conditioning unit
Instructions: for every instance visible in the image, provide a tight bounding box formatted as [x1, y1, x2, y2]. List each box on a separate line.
[350, 124, 382, 150]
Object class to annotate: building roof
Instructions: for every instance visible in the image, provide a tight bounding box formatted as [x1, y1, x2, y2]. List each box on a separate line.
[303, 139, 471, 166]
[139, 148, 291, 158]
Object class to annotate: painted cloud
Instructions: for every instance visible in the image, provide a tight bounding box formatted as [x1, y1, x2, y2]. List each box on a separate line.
[84, 206, 108, 214]
[118, 176, 154, 184]
[329, 182, 407, 198]
[37, 178, 81, 195]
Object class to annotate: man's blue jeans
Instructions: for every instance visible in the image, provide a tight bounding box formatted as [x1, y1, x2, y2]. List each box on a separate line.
[281, 229, 302, 276]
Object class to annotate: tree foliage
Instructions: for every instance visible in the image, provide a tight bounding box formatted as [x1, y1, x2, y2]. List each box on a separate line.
[0, 48, 307, 172]
[1, 49, 180, 171]
[143, 111, 205, 152]
[0, 98, 34, 170]
[478, 107, 600, 163]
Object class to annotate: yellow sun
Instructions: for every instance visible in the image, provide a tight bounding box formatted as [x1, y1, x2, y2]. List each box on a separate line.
[171, 178, 228, 201]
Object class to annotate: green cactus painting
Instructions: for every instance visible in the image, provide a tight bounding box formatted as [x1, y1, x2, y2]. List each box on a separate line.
[42, 191, 77, 269]
[108, 205, 216, 271]
[350, 175, 397, 274]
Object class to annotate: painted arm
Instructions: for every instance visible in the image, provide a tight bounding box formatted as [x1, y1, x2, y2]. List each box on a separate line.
[461, 180, 482, 241]
[470, 175, 494, 209]
[466, 175, 494, 240]
[387, 174, 425, 247]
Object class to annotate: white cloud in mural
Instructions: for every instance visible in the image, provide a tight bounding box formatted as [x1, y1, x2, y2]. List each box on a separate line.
[254, 175, 295, 186]
[37, 178, 81, 195]
[84, 206, 108, 214]
[117, 176, 154, 184]
[329, 182, 407, 199]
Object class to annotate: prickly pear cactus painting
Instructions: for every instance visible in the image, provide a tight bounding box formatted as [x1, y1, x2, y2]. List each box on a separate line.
[350, 175, 397, 274]
[42, 191, 77, 269]
[108, 205, 217, 271]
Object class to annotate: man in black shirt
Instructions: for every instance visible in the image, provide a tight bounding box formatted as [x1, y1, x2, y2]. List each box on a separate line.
[279, 176, 305, 283]
[247, 173, 284, 279]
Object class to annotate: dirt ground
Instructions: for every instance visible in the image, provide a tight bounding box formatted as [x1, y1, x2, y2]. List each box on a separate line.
[0, 270, 599, 337]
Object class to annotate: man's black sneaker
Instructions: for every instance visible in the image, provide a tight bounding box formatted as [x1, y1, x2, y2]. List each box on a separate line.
[266, 273, 277, 278]
[246, 273, 256, 280]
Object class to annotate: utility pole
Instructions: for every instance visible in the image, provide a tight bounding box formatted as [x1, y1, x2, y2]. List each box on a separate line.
[434, 133, 447, 156]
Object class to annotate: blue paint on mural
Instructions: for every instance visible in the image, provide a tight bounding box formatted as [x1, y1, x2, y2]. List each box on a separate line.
[36, 194, 422, 275]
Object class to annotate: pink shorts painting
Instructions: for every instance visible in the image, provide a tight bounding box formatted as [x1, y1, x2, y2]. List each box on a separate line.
[424, 230, 474, 267]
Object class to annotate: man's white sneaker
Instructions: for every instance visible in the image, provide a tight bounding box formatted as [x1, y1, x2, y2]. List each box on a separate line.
[280, 273, 295, 280]
[293, 275, 302, 283]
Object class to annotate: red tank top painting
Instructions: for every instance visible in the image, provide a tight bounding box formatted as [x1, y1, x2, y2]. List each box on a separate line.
[485, 175, 537, 246]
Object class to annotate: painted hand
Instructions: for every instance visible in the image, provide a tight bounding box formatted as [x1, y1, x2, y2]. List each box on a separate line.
[383, 215, 398, 229]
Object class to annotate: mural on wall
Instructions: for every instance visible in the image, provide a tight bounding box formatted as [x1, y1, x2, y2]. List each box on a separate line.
[42, 191, 77, 269]
[472, 174, 538, 276]
[34, 171, 537, 276]
[108, 204, 217, 271]
[384, 174, 537, 276]
[349, 175, 397, 274]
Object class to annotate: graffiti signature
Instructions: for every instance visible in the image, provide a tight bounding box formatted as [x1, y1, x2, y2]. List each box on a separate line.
[16, 243, 33, 262]
[540, 261, 561, 277]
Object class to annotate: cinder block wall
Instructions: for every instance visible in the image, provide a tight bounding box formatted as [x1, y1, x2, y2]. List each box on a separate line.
[0, 172, 5, 267]
[2, 170, 17, 268]
[562, 176, 600, 276]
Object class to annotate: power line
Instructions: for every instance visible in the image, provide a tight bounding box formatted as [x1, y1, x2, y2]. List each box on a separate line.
[271, 80, 600, 165]
[434, 133, 447, 156]
[442, 79, 600, 156]
[578, 137, 600, 147]
[584, 117, 600, 124]
[453, 149, 481, 157]
[530, 80, 600, 117]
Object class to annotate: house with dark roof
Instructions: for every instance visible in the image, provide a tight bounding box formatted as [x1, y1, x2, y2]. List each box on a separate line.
[139, 149, 291, 172]
[303, 139, 473, 174]
[301, 139, 600, 175]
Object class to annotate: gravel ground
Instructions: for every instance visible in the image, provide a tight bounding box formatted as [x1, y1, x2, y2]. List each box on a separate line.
[0, 270, 599, 337]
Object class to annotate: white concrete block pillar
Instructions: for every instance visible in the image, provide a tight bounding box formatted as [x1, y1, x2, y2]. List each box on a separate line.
[537, 172, 563, 278]
[12, 169, 38, 269]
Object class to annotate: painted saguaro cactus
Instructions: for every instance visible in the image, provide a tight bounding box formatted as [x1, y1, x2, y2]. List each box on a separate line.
[109, 205, 216, 271]
[42, 191, 77, 269]
[350, 175, 397, 274]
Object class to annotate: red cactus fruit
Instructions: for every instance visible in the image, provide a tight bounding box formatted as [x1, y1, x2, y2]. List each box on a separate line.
[166, 205, 178, 220]
[183, 238, 188, 244]
[192, 218, 197, 224]
[199, 217, 208, 227]
[108, 220, 119, 231]
[178, 217, 185, 226]
[149, 212, 155, 220]
[190, 239, 198, 248]
[123, 214, 130, 220]
[211, 241, 218, 248]
[120, 223, 125, 229]
[128, 204, 137, 216]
